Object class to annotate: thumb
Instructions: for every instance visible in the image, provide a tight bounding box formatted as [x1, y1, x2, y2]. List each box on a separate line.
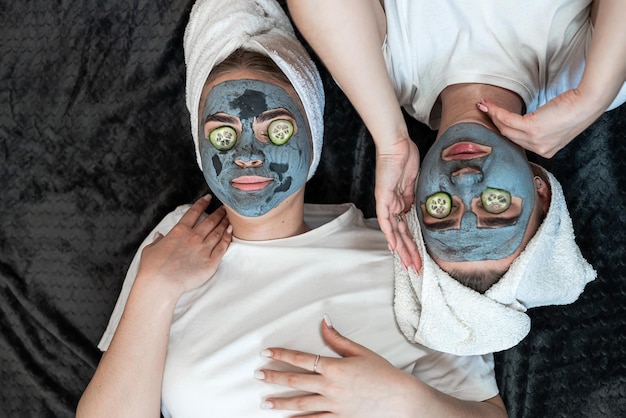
[321, 315, 367, 358]
[477, 98, 528, 141]
[477, 98, 510, 122]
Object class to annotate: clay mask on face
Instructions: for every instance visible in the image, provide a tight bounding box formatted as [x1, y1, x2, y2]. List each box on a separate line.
[416, 123, 536, 261]
[200, 79, 311, 217]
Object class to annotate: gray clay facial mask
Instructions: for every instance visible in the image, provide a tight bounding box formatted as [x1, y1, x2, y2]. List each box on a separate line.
[416, 123, 536, 261]
[200, 79, 311, 217]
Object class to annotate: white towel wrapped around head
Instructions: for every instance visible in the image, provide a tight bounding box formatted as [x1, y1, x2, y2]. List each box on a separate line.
[394, 167, 596, 355]
[183, 0, 324, 180]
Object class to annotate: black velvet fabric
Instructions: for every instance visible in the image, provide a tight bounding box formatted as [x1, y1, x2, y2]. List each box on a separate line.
[0, 1, 624, 417]
[494, 106, 626, 418]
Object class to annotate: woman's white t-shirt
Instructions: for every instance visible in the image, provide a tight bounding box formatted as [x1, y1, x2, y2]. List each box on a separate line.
[383, 0, 626, 129]
[100, 203, 498, 417]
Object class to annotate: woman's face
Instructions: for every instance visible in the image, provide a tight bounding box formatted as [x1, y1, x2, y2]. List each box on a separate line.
[199, 75, 311, 217]
[416, 123, 537, 262]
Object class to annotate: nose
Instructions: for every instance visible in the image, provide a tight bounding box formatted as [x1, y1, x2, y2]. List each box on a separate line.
[460, 211, 478, 229]
[234, 158, 263, 168]
[451, 167, 483, 186]
[233, 127, 265, 168]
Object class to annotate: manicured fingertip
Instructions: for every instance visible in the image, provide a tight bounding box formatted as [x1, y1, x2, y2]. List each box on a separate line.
[477, 102, 489, 112]
[226, 225, 233, 234]
[398, 254, 413, 270]
[254, 370, 266, 380]
[260, 349, 273, 358]
[323, 314, 333, 329]
[260, 400, 274, 410]
[401, 256, 411, 270]
[202, 194, 213, 201]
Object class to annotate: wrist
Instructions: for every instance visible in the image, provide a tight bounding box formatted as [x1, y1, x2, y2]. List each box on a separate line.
[373, 132, 413, 155]
[132, 271, 184, 311]
[396, 373, 431, 417]
[365, 112, 411, 150]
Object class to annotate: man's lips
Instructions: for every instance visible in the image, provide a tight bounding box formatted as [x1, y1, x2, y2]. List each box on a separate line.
[442, 142, 492, 160]
[231, 176, 274, 191]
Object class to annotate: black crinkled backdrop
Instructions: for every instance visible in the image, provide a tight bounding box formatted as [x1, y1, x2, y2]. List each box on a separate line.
[1, 1, 624, 417]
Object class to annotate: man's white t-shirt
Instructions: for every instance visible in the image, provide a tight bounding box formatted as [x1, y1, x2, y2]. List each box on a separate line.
[100, 203, 498, 417]
[383, 0, 626, 129]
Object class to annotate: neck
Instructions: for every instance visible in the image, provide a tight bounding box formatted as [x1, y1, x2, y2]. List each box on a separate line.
[225, 187, 310, 241]
[437, 83, 524, 136]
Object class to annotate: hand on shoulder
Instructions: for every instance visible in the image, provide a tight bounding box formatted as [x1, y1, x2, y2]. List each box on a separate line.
[136, 195, 232, 297]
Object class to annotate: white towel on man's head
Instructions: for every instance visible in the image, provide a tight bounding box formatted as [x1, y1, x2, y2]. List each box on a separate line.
[183, 0, 324, 180]
[394, 168, 596, 356]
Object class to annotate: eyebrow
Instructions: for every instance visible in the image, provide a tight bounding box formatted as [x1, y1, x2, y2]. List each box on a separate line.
[205, 114, 239, 124]
[479, 215, 520, 227]
[423, 218, 458, 230]
[255, 108, 293, 123]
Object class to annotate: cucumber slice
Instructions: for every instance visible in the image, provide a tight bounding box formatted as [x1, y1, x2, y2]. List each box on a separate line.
[480, 187, 511, 214]
[268, 119, 294, 145]
[208, 126, 237, 151]
[425, 192, 452, 218]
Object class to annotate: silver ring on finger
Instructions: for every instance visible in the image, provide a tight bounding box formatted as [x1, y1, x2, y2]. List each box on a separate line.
[396, 214, 403, 223]
[313, 354, 321, 373]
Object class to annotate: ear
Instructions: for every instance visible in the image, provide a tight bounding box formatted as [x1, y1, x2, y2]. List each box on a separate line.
[530, 163, 552, 216]
[534, 175, 552, 216]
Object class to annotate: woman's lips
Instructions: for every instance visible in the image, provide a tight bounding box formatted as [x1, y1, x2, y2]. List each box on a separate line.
[442, 142, 492, 160]
[231, 176, 274, 191]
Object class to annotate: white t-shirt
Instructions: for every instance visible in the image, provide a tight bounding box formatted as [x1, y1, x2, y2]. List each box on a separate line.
[100, 203, 498, 417]
[383, 0, 626, 129]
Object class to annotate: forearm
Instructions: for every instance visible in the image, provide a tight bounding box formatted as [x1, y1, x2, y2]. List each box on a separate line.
[403, 378, 507, 418]
[76, 274, 180, 418]
[580, 0, 626, 109]
[286, 0, 410, 149]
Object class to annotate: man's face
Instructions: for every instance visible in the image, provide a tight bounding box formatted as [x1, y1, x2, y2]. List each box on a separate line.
[416, 123, 536, 262]
[200, 78, 311, 217]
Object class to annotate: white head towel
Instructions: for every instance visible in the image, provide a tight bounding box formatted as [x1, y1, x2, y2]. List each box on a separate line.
[394, 168, 596, 356]
[183, 0, 324, 180]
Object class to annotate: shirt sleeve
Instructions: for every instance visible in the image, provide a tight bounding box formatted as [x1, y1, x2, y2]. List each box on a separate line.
[97, 205, 191, 351]
[412, 348, 499, 402]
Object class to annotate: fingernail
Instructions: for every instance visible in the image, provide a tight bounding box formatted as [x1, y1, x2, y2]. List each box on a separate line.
[477, 102, 488, 112]
[260, 349, 273, 358]
[260, 400, 274, 410]
[323, 314, 333, 328]
[388, 244, 394, 253]
[254, 370, 266, 380]
[202, 194, 212, 201]
[226, 225, 233, 234]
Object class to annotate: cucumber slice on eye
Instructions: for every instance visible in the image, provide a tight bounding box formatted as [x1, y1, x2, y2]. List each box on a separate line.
[208, 126, 237, 150]
[425, 192, 452, 218]
[268, 119, 294, 145]
[481, 187, 511, 214]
